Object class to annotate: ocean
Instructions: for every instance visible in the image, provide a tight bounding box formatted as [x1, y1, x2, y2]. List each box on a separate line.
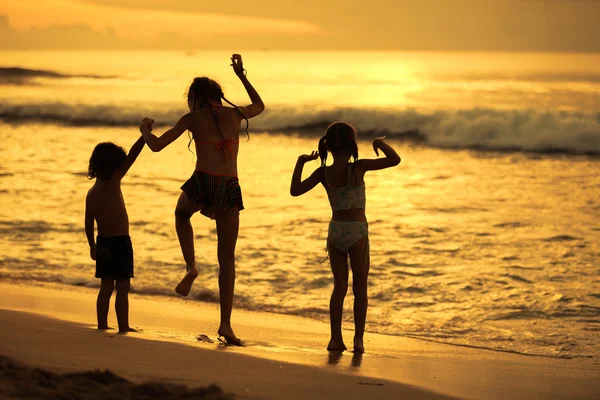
[0, 50, 598, 362]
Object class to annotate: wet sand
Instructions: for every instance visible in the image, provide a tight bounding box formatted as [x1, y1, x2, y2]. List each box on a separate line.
[0, 282, 598, 399]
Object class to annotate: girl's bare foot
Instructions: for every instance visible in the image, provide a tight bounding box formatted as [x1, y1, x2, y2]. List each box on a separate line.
[118, 327, 140, 334]
[353, 337, 365, 354]
[175, 267, 198, 297]
[327, 338, 347, 352]
[217, 325, 242, 346]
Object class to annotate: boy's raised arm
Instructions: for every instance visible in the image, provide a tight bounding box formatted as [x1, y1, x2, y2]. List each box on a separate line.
[117, 135, 145, 178]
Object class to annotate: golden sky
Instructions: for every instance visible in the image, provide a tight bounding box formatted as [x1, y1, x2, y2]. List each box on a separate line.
[0, 0, 599, 51]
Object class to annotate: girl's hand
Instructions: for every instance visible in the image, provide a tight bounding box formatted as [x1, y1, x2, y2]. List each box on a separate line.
[298, 151, 319, 163]
[90, 245, 96, 261]
[231, 54, 245, 76]
[372, 136, 386, 156]
[140, 117, 154, 132]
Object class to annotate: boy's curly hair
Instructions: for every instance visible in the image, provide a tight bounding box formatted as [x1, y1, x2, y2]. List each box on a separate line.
[87, 142, 127, 180]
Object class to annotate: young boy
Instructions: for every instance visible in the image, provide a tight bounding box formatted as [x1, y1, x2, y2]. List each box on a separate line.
[85, 133, 145, 333]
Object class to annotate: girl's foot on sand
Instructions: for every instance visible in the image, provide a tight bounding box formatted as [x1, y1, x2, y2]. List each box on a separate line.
[175, 267, 198, 297]
[118, 327, 140, 334]
[327, 339, 347, 352]
[353, 337, 365, 354]
[217, 326, 242, 346]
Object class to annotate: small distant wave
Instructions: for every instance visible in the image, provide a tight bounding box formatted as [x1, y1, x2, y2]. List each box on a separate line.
[501, 273, 533, 284]
[1, 102, 600, 155]
[542, 235, 580, 242]
[494, 222, 527, 229]
[0, 67, 117, 84]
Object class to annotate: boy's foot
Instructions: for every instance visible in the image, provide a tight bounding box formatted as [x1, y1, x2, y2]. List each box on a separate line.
[118, 327, 140, 334]
[97, 326, 114, 330]
[175, 267, 198, 297]
[217, 326, 242, 346]
[327, 339, 347, 352]
[353, 338, 365, 354]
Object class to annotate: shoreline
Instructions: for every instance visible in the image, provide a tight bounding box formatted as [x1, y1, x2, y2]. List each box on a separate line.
[0, 281, 598, 399]
[3, 279, 595, 362]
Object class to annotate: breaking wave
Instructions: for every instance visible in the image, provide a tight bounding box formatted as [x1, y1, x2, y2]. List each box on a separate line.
[1, 101, 599, 154]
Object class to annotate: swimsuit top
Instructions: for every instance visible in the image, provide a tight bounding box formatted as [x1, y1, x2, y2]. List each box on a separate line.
[194, 105, 243, 159]
[324, 164, 366, 211]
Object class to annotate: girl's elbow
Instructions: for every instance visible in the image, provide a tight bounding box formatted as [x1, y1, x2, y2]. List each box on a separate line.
[393, 155, 401, 166]
[255, 102, 265, 115]
[290, 186, 302, 197]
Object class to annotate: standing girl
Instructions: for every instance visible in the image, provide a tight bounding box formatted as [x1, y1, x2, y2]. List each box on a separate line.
[290, 122, 400, 353]
[140, 54, 264, 345]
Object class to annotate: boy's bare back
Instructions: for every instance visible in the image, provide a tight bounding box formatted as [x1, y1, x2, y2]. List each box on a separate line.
[87, 180, 129, 237]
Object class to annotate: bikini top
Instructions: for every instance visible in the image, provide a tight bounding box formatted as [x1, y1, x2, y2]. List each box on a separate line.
[194, 105, 242, 159]
[324, 164, 366, 211]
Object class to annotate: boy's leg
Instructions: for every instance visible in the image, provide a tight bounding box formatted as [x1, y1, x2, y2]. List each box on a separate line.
[97, 278, 114, 329]
[328, 245, 349, 351]
[348, 236, 370, 354]
[174, 191, 203, 296]
[115, 278, 136, 333]
[215, 207, 240, 345]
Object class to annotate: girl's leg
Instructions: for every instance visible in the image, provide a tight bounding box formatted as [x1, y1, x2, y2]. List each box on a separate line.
[328, 244, 349, 351]
[348, 235, 370, 353]
[115, 278, 137, 333]
[215, 207, 240, 345]
[174, 191, 203, 296]
[97, 278, 114, 329]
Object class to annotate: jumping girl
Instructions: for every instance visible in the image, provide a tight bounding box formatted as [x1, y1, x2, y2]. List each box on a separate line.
[140, 54, 264, 345]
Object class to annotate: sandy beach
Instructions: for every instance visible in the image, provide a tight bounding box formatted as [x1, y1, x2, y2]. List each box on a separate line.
[0, 282, 598, 400]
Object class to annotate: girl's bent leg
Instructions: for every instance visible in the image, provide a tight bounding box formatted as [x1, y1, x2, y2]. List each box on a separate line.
[349, 235, 370, 353]
[328, 244, 349, 351]
[215, 207, 240, 345]
[174, 191, 203, 297]
[97, 278, 114, 329]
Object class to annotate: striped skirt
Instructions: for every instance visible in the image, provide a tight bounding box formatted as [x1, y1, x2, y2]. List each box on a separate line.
[181, 170, 244, 219]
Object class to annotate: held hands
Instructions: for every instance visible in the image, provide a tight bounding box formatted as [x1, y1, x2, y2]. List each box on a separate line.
[140, 117, 154, 133]
[231, 54, 245, 77]
[298, 151, 319, 163]
[372, 136, 386, 156]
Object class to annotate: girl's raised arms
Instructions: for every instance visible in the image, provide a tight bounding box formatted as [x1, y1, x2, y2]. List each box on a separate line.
[290, 151, 322, 197]
[139, 114, 192, 153]
[231, 54, 264, 119]
[356, 138, 401, 172]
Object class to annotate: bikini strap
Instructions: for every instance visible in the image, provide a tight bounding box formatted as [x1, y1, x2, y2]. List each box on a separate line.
[347, 164, 352, 185]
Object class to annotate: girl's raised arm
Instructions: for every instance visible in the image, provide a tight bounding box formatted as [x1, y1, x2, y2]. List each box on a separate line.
[290, 151, 322, 196]
[231, 54, 264, 118]
[357, 138, 401, 172]
[140, 114, 192, 153]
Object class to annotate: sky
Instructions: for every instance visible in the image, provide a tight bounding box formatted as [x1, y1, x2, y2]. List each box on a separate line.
[0, 0, 599, 51]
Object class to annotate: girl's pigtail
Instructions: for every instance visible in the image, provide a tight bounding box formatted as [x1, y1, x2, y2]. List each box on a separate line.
[223, 96, 250, 141]
[318, 135, 328, 167]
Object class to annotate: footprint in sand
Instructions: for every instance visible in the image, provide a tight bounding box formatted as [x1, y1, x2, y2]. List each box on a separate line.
[196, 334, 214, 344]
